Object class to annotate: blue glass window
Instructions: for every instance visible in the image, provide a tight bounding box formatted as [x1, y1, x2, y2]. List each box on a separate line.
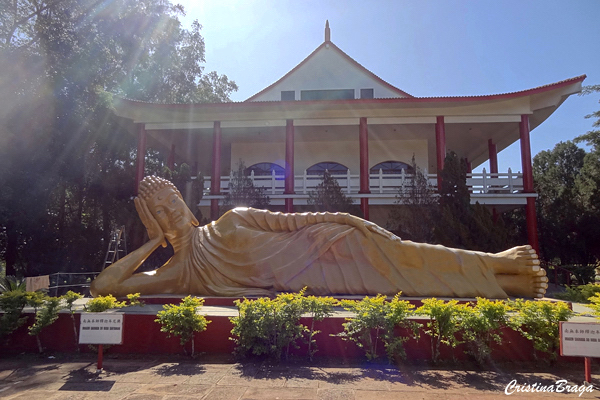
[306, 162, 349, 175]
[370, 161, 414, 174]
[246, 162, 285, 176]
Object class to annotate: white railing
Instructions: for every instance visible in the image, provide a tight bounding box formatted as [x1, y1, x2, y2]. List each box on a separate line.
[202, 168, 524, 196]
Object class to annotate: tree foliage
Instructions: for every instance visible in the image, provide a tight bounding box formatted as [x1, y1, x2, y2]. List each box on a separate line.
[510, 299, 573, 361]
[221, 161, 270, 214]
[387, 157, 437, 242]
[387, 153, 515, 252]
[28, 296, 62, 353]
[416, 298, 464, 364]
[533, 141, 594, 267]
[155, 295, 210, 357]
[460, 298, 511, 366]
[307, 170, 357, 215]
[339, 293, 419, 363]
[434, 152, 512, 252]
[0, 0, 236, 277]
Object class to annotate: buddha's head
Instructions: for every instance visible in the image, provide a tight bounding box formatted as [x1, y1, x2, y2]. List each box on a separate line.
[138, 176, 199, 241]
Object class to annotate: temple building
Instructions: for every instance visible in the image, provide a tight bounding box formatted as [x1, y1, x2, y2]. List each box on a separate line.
[113, 22, 585, 252]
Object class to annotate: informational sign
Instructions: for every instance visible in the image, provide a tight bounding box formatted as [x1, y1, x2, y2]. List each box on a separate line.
[79, 313, 124, 345]
[560, 321, 600, 358]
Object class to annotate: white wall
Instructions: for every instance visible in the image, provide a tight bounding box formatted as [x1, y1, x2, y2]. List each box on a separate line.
[230, 142, 286, 170]
[250, 45, 406, 101]
[230, 139, 428, 173]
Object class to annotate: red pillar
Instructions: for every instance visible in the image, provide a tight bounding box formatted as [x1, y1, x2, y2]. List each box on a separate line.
[284, 119, 295, 213]
[135, 124, 146, 194]
[210, 121, 222, 221]
[359, 117, 370, 220]
[488, 139, 498, 175]
[435, 116, 446, 189]
[520, 114, 539, 253]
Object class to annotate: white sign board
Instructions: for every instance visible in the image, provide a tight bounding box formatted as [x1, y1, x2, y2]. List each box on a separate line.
[79, 313, 124, 345]
[560, 321, 600, 358]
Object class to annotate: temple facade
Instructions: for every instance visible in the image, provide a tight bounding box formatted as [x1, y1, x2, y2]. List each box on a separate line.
[113, 22, 585, 252]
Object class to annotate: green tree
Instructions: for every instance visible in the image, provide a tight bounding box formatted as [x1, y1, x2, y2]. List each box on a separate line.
[574, 84, 600, 264]
[434, 152, 512, 252]
[221, 161, 270, 214]
[307, 170, 357, 215]
[387, 158, 437, 242]
[0, 0, 237, 276]
[533, 142, 592, 269]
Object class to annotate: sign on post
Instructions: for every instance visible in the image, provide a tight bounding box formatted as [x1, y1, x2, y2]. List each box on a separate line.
[79, 313, 124, 345]
[560, 321, 600, 384]
[560, 321, 600, 358]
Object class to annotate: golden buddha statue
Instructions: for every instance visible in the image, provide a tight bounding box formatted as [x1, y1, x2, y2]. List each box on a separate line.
[90, 176, 548, 299]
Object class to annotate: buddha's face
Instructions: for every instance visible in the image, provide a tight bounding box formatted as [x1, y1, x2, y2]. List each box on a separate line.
[146, 186, 197, 239]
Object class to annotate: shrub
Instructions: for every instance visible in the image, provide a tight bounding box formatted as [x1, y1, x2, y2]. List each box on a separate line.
[62, 291, 83, 351]
[585, 293, 600, 319]
[302, 294, 338, 360]
[126, 293, 145, 307]
[554, 283, 600, 303]
[416, 298, 465, 364]
[26, 291, 47, 312]
[339, 293, 419, 363]
[510, 299, 574, 361]
[28, 296, 62, 353]
[0, 276, 26, 293]
[0, 290, 30, 338]
[155, 296, 210, 357]
[85, 294, 126, 312]
[459, 298, 511, 366]
[230, 291, 307, 360]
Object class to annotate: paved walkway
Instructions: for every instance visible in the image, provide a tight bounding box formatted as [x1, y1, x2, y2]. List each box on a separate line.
[1, 355, 599, 399]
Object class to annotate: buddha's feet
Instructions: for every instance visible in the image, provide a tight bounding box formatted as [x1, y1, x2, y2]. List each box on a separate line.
[491, 245, 548, 298]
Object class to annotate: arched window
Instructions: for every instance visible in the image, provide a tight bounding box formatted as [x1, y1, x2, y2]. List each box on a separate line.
[306, 162, 349, 175]
[246, 162, 285, 176]
[370, 161, 414, 175]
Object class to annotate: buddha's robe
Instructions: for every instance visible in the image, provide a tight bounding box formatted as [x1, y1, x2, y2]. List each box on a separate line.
[178, 208, 508, 298]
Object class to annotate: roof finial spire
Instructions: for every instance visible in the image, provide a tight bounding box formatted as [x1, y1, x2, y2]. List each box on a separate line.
[325, 20, 331, 42]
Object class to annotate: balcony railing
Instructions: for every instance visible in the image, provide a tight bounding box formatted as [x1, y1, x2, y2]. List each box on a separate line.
[201, 168, 524, 197]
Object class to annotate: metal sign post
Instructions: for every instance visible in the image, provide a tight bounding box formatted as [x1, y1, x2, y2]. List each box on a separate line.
[79, 313, 124, 371]
[560, 321, 599, 384]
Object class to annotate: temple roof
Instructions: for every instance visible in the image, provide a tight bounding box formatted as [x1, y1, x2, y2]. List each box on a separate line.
[246, 22, 413, 101]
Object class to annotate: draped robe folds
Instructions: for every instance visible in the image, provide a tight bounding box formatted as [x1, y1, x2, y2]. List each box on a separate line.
[180, 208, 508, 298]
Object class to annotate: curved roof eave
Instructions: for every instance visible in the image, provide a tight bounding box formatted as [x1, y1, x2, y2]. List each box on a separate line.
[113, 74, 585, 120]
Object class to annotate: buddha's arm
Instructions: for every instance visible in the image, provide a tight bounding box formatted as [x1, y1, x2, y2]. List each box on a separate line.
[90, 237, 165, 297]
[90, 198, 167, 297]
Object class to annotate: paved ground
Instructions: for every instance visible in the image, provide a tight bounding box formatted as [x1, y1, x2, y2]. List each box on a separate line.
[1, 354, 599, 399]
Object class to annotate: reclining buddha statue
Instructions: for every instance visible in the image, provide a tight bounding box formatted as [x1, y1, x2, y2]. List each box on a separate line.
[90, 176, 548, 299]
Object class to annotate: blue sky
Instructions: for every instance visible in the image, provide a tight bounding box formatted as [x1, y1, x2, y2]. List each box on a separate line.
[178, 0, 600, 172]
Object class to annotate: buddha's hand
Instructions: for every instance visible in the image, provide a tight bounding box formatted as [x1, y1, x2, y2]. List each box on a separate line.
[134, 197, 167, 248]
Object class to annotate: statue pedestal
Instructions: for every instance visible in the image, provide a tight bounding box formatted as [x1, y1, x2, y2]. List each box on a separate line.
[0, 296, 571, 362]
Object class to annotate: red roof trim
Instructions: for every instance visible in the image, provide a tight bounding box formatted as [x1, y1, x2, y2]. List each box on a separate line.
[116, 75, 585, 110]
[245, 41, 414, 101]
